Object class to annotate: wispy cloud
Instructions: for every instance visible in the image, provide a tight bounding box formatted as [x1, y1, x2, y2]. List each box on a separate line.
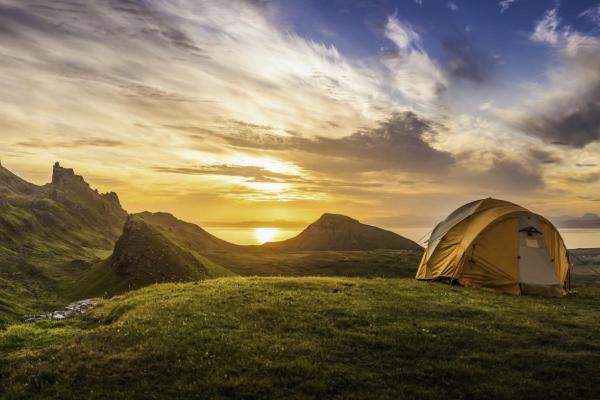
[0, 0, 598, 225]
[16, 138, 124, 149]
[530, 8, 559, 44]
[499, 0, 517, 13]
[152, 164, 296, 182]
[383, 16, 446, 104]
[580, 4, 600, 25]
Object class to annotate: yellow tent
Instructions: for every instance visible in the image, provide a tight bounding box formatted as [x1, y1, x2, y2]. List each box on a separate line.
[416, 198, 570, 296]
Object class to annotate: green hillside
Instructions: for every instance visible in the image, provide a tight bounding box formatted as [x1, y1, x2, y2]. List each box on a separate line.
[128, 211, 424, 279]
[0, 162, 127, 325]
[136, 212, 242, 251]
[71, 215, 235, 298]
[1, 277, 599, 399]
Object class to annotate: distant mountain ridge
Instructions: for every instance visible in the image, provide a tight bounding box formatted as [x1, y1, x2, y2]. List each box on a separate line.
[262, 213, 422, 251]
[74, 211, 422, 296]
[124, 211, 421, 252]
[554, 213, 600, 229]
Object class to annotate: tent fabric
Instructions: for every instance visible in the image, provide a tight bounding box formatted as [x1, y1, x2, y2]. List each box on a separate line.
[416, 198, 570, 296]
[426, 199, 483, 256]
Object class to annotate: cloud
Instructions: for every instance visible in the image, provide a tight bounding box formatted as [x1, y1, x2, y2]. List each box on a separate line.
[215, 111, 455, 173]
[447, 2, 458, 11]
[471, 158, 545, 193]
[382, 16, 447, 103]
[366, 214, 439, 228]
[580, 4, 600, 25]
[152, 164, 295, 181]
[442, 31, 494, 83]
[497, 15, 600, 148]
[528, 148, 561, 164]
[15, 138, 124, 149]
[530, 8, 559, 44]
[0, 0, 598, 224]
[201, 219, 307, 228]
[558, 170, 600, 185]
[499, 0, 517, 13]
[514, 39, 600, 148]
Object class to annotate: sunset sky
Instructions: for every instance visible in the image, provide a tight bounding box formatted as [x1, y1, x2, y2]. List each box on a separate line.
[1, 0, 599, 241]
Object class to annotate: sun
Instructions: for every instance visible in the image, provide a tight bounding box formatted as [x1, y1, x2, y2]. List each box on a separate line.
[255, 227, 278, 244]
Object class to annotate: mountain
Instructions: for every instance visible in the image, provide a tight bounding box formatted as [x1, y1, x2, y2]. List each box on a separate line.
[0, 161, 127, 324]
[554, 213, 600, 229]
[72, 214, 235, 298]
[261, 213, 421, 251]
[0, 161, 127, 264]
[0, 162, 422, 320]
[137, 211, 241, 251]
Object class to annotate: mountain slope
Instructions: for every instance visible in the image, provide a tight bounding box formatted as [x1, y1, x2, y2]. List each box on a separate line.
[0, 162, 127, 264]
[0, 162, 128, 324]
[262, 213, 421, 251]
[137, 211, 241, 251]
[73, 215, 235, 298]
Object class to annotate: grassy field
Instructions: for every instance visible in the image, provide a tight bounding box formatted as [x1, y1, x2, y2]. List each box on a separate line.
[1, 277, 599, 399]
[203, 249, 422, 277]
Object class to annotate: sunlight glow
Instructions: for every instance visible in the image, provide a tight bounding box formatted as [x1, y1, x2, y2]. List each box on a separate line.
[255, 227, 278, 244]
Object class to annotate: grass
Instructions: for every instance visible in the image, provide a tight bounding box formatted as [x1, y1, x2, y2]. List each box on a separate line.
[203, 249, 422, 277]
[1, 277, 599, 399]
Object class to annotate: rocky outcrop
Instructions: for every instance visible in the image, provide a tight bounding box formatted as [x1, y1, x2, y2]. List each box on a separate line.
[0, 162, 128, 268]
[51, 162, 88, 186]
[21, 299, 97, 322]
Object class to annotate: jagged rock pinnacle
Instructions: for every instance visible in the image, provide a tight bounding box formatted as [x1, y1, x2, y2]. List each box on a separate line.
[52, 162, 86, 186]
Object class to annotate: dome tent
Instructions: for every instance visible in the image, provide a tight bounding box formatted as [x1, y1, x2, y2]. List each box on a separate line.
[416, 198, 570, 296]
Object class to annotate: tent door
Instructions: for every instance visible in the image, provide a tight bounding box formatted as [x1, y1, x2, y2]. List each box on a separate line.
[518, 214, 561, 295]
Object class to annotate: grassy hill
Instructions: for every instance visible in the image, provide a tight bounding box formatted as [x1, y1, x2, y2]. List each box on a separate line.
[71, 215, 235, 298]
[1, 277, 599, 399]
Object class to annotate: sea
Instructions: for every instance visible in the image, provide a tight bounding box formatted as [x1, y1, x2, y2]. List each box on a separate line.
[205, 227, 600, 249]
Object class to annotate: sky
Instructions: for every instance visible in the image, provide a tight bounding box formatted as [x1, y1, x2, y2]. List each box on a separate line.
[1, 0, 600, 239]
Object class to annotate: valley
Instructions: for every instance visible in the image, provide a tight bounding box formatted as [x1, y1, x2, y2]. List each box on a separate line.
[1, 163, 599, 399]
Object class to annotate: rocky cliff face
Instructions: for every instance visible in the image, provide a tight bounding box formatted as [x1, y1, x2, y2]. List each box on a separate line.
[51, 162, 87, 186]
